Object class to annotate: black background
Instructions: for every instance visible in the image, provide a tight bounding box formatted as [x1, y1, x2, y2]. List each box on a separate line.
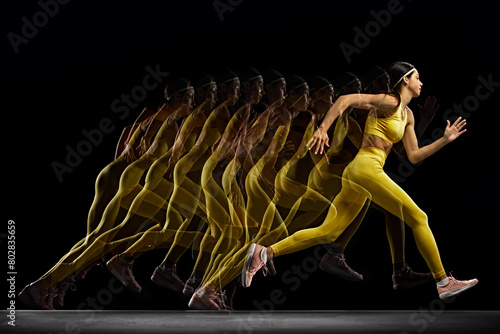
[3, 0, 499, 311]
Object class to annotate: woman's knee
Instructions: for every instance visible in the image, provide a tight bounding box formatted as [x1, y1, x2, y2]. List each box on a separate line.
[406, 208, 428, 229]
[315, 232, 337, 244]
[311, 220, 342, 244]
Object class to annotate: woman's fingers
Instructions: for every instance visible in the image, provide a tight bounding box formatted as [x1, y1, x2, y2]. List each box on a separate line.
[309, 140, 321, 155]
[452, 116, 465, 127]
[315, 139, 326, 155]
[458, 119, 467, 129]
[306, 136, 317, 149]
[307, 129, 330, 154]
[451, 117, 467, 131]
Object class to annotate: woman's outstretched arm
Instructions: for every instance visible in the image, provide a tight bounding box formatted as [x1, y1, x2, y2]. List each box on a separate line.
[402, 110, 467, 164]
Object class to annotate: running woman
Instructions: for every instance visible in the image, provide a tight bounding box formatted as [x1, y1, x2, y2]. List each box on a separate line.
[243, 61, 478, 301]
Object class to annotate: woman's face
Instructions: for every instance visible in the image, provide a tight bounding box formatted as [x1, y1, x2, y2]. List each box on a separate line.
[226, 78, 241, 106]
[205, 82, 218, 108]
[407, 70, 423, 97]
[241, 77, 264, 104]
[316, 85, 334, 107]
[348, 79, 362, 94]
[266, 79, 287, 105]
[181, 88, 195, 113]
[248, 77, 264, 104]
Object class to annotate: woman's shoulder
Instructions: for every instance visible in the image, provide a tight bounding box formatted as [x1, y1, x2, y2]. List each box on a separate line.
[370, 94, 401, 118]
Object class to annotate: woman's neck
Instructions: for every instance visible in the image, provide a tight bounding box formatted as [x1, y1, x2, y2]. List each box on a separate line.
[399, 89, 413, 109]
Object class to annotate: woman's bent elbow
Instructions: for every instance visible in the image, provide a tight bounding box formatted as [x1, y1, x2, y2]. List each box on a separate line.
[407, 152, 421, 165]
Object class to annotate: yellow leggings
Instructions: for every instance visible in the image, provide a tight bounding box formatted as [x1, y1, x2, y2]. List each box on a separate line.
[160, 148, 209, 264]
[334, 202, 405, 264]
[309, 151, 406, 264]
[41, 154, 158, 285]
[40, 157, 129, 280]
[203, 123, 318, 290]
[270, 147, 445, 279]
[201, 156, 245, 283]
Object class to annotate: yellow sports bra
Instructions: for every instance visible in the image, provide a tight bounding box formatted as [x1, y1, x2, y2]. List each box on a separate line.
[364, 103, 407, 144]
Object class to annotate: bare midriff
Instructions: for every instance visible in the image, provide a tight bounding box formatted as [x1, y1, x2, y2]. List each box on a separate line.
[360, 133, 393, 156]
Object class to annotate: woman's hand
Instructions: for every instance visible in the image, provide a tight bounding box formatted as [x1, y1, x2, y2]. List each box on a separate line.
[443, 117, 467, 143]
[121, 144, 136, 163]
[306, 127, 330, 155]
[137, 137, 151, 157]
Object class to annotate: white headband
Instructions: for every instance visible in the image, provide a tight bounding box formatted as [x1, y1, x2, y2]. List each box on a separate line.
[335, 78, 359, 97]
[392, 68, 416, 88]
[165, 85, 194, 100]
[291, 81, 308, 90]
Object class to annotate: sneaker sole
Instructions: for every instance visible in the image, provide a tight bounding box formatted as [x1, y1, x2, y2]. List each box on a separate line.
[183, 287, 194, 297]
[242, 243, 257, 288]
[18, 285, 55, 310]
[18, 287, 37, 309]
[267, 258, 277, 276]
[319, 261, 363, 282]
[107, 263, 142, 293]
[393, 277, 434, 290]
[188, 295, 226, 311]
[439, 279, 478, 300]
[188, 297, 212, 310]
[151, 273, 183, 292]
[187, 297, 203, 310]
[183, 282, 200, 297]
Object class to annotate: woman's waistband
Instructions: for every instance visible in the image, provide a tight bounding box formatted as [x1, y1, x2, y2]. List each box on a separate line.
[357, 146, 388, 162]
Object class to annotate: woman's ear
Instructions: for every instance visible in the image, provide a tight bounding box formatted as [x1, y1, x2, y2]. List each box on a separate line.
[195, 87, 204, 97]
[219, 82, 227, 92]
[242, 81, 250, 91]
[265, 83, 272, 93]
[171, 92, 181, 103]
